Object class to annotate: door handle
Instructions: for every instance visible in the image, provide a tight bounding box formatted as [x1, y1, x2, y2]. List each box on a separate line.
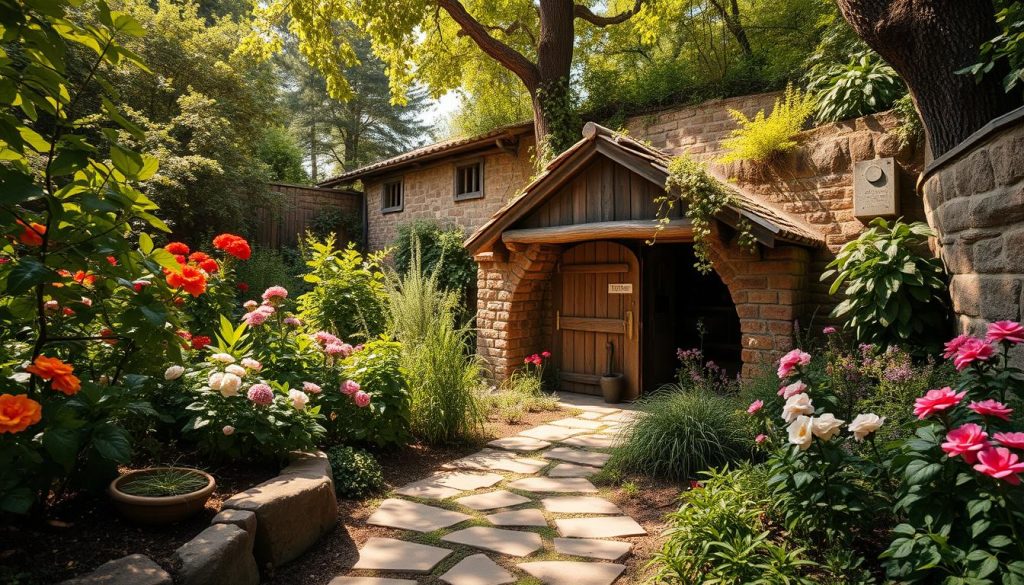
[626, 311, 633, 340]
[556, 310, 560, 331]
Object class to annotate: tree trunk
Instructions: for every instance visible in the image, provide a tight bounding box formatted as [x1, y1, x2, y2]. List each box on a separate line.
[533, 0, 579, 155]
[309, 121, 318, 182]
[836, 0, 1017, 157]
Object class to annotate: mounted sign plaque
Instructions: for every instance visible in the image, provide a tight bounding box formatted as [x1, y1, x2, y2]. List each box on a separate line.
[608, 283, 633, 294]
[853, 157, 899, 219]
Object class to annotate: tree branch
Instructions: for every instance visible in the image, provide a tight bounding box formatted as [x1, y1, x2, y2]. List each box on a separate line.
[574, 0, 645, 27]
[436, 0, 540, 90]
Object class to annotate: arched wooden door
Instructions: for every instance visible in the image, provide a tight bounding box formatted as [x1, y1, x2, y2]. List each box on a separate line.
[554, 241, 640, 398]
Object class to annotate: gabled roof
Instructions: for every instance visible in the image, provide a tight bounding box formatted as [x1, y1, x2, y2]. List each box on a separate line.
[464, 122, 824, 255]
[317, 121, 533, 187]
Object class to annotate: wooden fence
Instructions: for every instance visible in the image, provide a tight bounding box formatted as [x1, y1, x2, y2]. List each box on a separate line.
[254, 182, 364, 249]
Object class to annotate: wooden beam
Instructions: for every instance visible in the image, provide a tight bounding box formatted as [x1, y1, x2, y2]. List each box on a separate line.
[559, 263, 629, 274]
[559, 316, 626, 334]
[502, 219, 692, 245]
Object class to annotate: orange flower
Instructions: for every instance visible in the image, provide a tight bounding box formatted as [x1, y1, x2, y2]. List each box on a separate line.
[16, 220, 45, 246]
[199, 258, 218, 273]
[165, 242, 190, 255]
[0, 394, 42, 434]
[212, 234, 251, 260]
[25, 355, 81, 396]
[73, 270, 96, 287]
[166, 265, 207, 297]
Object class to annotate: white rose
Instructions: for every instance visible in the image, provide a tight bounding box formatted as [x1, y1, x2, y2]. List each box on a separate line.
[781, 393, 814, 423]
[209, 353, 236, 364]
[288, 389, 309, 411]
[164, 365, 184, 380]
[222, 425, 235, 436]
[811, 413, 845, 441]
[218, 373, 242, 397]
[787, 415, 814, 450]
[848, 413, 885, 441]
[208, 371, 225, 390]
[241, 358, 261, 371]
[225, 364, 247, 377]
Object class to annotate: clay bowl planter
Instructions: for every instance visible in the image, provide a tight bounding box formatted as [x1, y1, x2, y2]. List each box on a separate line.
[109, 467, 216, 525]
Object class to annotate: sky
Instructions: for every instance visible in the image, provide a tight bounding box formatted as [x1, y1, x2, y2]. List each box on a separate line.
[418, 90, 461, 141]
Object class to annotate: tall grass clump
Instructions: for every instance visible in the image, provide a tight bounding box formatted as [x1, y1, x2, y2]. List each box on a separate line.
[608, 385, 752, 481]
[387, 244, 483, 443]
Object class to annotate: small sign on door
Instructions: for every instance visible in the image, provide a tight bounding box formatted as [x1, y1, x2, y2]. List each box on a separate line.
[608, 283, 633, 294]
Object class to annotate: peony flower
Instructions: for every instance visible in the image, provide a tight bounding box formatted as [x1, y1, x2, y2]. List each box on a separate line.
[0, 394, 43, 433]
[848, 413, 884, 441]
[913, 387, 967, 419]
[968, 399, 1013, 421]
[942, 423, 989, 464]
[755, 433, 767, 444]
[778, 380, 808, 399]
[313, 331, 340, 346]
[811, 413, 845, 441]
[209, 353, 236, 364]
[222, 425, 235, 436]
[973, 446, 1024, 485]
[26, 355, 80, 395]
[782, 393, 814, 423]
[208, 372, 224, 391]
[747, 400, 764, 415]
[993, 432, 1024, 449]
[787, 415, 814, 450]
[217, 373, 242, 397]
[247, 383, 274, 405]
[241, 358, 262, 371]
[943, 334, 972, 359]
[166, 265, 207, 297]
[341, 380, 360, 395]
[225, 364, 247, 377]
[16, 220, 45, 246]
[242, 308, 270, 327]
[262, 286, 288, 304]
[953, 338, 995, 371]
[288, 389, 309, 411]
[325, 342, 353, 357]
[822, 326, 837, 334]
[165, 242, 190, 255]
[283, 316, 302, 327]
[353, 390, 371, 408]
[986, 320, 1024, 345]
[164, 365, 184, 380]
[243, 300, 259, 312]
[777, 349, 811, 379]
[302, 382, 322, 394]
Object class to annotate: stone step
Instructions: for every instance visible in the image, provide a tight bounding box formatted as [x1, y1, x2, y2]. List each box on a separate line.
[486, 508, 549, 527]
[517, 561, 626, 585]
[439, 554, 516, 585]
[553, 538, 633, 561]
[351, 538, 452, 574]
[541, 496, 622, 515]
[367, 498, 471, 532]
[455, 490, 531, 511]
[441, 527, 544, 557]
[506, 477, 598, 493]
[555, 517, 647, 538]
[541, 447, 611, 468]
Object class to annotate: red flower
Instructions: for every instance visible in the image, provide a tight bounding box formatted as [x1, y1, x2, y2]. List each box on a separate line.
[16, 220, 45, 246]
[941, 423, 989, 464]
[191, 335, 211, 350]
[199, 259, 218, 273]
[953, 338, 995, 371]
[106, 256, 118, 266]
[943, 334, 971, 359]
[968, 399, 1013, 421]
[132, 281, 149, 293]
[174, 254, 187, 265]
[212, 234, 251, 260]
[166, 265, 207, 297]
[100, 328, 117, 345]
[994, 432, 1024, 449]
[913, 387, 967, 420]
[973, 446, 1024, 485]
[165, 242, 190, 255]
[541, 351, 551, 358]
[176, 330, 192, 341]
[237, 282, 249, 292]
[986, 320, 1024, 345]
[188, 252, 210, 263]
[72, 270, 96, 286]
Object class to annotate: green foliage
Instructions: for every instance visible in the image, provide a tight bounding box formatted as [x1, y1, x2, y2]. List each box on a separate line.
[822, 218, 949, 351]
[298, 234, 389, 342]
[961, 1, 1024, 92]
[233, 246, 305, 300]
[892, 94, 924, 148]
[327, 446, 386, 499]
[491, 352, 560, 419]
[609, 386, 752, 481]
[807, 52, 904, 123]
[118, 468, 208, 497]
[257, 125, 309, 184]
[309, 209, 362, 245]
[329, 340, 411, 447]
[719, 84, 816, 164]
[393, 220, 477, 301]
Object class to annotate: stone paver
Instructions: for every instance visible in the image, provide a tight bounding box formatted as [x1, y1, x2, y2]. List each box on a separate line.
[541, 496, 622, 515]
[487, 436, 551, 452]
[441, 527, 543, 557]
[486, 508, 548, 527]
[328, 579, 417, 585]
[519, 425, 586, 442]
[556, 517, 647, 538]
[553, 538, 633, 561]
[542, 446, 611, 468]
[560, 434, 618, 449]
[576, 411, 605, 420]
[549, 418, 607, 430]
[518, 561, 626, 585]
[455, 490, 531, 511]
[367, 498, 470, 532]
[507, 477, 598, 493]
[393, 481, 463, 500]
[548, 463, 598, 478]
[446, 450, 547, 474]
[395, 471, 502, 499]
[601, 411, 640, 422]
[351, 538, 452, 574]
[439, 554, 515, 585]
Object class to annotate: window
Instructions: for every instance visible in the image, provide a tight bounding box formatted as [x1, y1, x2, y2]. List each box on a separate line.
[382, 179, 403, 213]
[453, 160, 484, 201]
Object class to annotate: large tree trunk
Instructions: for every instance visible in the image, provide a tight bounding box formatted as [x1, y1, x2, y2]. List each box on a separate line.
[532, 0, 579, 155]
[836, 0, 1017, 157]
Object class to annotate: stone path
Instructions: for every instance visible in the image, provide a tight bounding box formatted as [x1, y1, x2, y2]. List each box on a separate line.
[334, 395, 643, 584]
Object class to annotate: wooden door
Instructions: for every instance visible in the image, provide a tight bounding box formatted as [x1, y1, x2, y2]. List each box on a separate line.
[554, 241, 640, 398]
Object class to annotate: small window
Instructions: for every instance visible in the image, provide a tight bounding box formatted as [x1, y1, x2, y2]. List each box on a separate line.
[454, 160, 484, 201]
[382, 179, 403, 213]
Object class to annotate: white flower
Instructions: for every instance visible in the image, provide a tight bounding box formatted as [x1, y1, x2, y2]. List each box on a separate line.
[225, 364, 247, 377]
[848, 413, 885, 441]
[781, 393, 814, 423]
[209, 353, 236, 364]
[787, 415, 814, 450]
[288, 389, 309, 411]
[811, 413, 845, 441]
[222, 425, 235, 436]
[241, 358, 262, 372]
[209, 371, 225, 390]
[164, 365, 184, 380]
[218, 373, 242, 397]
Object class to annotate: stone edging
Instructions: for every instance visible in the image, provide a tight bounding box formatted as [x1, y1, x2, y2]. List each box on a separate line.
[918, 104, 1024, 190]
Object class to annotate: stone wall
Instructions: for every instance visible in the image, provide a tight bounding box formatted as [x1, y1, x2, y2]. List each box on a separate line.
[921, 108, 1024, 345]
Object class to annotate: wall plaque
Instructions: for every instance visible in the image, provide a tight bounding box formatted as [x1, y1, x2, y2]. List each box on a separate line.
[608, 283, 633, 294]
[853, 157, 899, 219]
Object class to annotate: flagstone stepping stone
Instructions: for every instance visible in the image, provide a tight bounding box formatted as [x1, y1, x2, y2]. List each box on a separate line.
[328, 578, 416, 585]
[507, 477, 598, 493]
[541, 496, 622, 515]
[542, 447, 611, 468]
[455, 490, 531, 511]
[563, 404, 621, 415]
[555, 517, 647, 538]
[486, 508, 549, 527]
[601, 410, 641, 422]
[367, 499, 470, 532]
[549, 418, 607, 431]
[553, 538, 633, 561]
[439, 554, 515, 585]
[576, 411, 605, 420]
[560, 434, 618, 449]
[517, 561, 626, 585]
[393, 481, 462, 500]
[487, 436, 552, 452]
[351, 538, 452, 574]
[441, 527, 543, 557]
[520, 425, 586, 442]
[446, 450, 547, 474]
[431, 471, 505, 490]
[548, 463, 597, 478]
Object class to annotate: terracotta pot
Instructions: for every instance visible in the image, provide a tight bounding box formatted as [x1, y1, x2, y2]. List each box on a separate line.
[600, 373, 625, 404]
[109, 467, 216, 525]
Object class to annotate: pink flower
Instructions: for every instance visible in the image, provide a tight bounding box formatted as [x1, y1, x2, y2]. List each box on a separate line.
[822, 326, 837, 335]
[778, 380, 808, 399]
[994, 432, 1024, 449]
[943, 334, 972, 359]
[324, 342, 353, 357]
[247, 383, 274, 405]
[303, 382, 322, 394]
[747, 400, 764, 414]
[341, 380, 360, 395]
[986, 320, 1024, 345]
[262, 286, 288, 304]
[222, 425, 235, 436]
[243, 300, 259, 312]
[777, 349, 811, 379]
[353, 344, 364, 352]
[242, 309, 269, 327]
[913, 387, 967, 419]
[755, 434, 767, 444]
[953, 338, 995, 371]
[689, 480, 703, 489]
[968, 399, 1013, 421]
[353, 390, 371, 408]
[284, 316, 302, 327]
[541, 351, 551, 358]
[941, 423, 989, 464]
[973, 446, 1024, 485]
[313, 331, 340, 346]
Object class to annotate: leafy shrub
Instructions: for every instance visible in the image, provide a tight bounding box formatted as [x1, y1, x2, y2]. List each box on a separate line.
[325, 340, 411, 447]
[233, 246, 305, 300]
[822, 218, 949, 351]
[719, 84, 816, 164]
[808, 51, 904, 123]
[327, 446, 385, 499]
[608, 386, 752, 481]
[392, 220, 477, 299]
[310, 209, 362, 244]
[298, 234, 388, 342]
[961, 1, 1024, 92]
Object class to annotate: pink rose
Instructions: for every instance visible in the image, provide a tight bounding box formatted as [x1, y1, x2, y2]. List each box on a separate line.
[953, 338, 995, 371]
[341, 380, 360, 395]
[994, 432, 1024, 449]
[968, 399, 1013, 421]
[778, 380, 808, 399]
[247, 383, 274, 405]
[777, 349, 811, 379]
[747, 400, 764, 415]
[353, 390, 371, 408]
[941, 423, 989, 464]
[303, 382, 322, 394]
[973, 446, 1024, 485]
[822, 326, 837, 335]
[222, 425, 235, 436]
[913, 387, 967, 419]
[755, 434, 767, 444]
[986, 320, 1024, 345]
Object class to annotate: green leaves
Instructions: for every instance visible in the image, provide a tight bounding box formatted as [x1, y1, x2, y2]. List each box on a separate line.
[7, 257, 52, 294]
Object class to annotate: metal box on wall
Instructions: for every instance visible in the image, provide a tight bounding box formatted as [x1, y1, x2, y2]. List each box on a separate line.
[853, 157, 899, 219]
